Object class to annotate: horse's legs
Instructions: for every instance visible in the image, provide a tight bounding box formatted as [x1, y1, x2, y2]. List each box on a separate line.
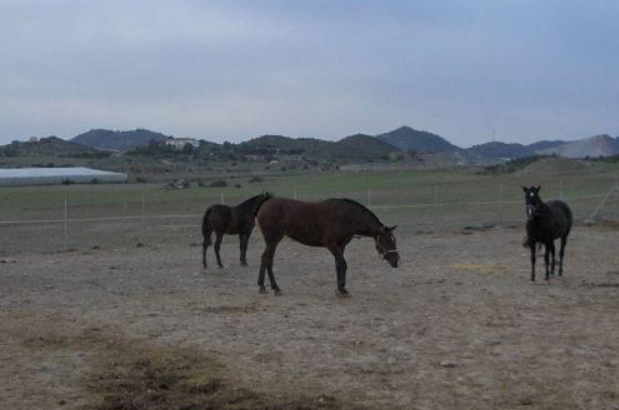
[259, 235, 282, 294]
[529, 242, 536, 281]
[214, 233, 224, 268]
[544, 242, 550, 281]
[549, 241, 556, 276]
[202, 226, 212, 269]
[239, 232, 250, 266]
[266, 245, 281, 295]
[329, 246, 349, 297]
[559, 235, 567, 276]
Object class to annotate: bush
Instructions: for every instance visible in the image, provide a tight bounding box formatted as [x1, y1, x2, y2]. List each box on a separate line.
[136, 177, 147, 183]
[61, 179, 73, 185]
[248, 176, 263, 183]
[90, 178, 99, 184]
[209, 180, 227, 188]
[235, 183, 242, 188]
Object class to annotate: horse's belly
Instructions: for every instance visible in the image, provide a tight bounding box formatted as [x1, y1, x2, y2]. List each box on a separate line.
[283, 224, 324, 247]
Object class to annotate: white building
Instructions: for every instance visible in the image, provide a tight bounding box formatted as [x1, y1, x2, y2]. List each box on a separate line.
[0, 167, 127, 186]
[165, 138, 200, 150]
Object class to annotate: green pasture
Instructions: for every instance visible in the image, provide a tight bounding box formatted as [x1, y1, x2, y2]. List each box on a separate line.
[1, 163, 618, 223]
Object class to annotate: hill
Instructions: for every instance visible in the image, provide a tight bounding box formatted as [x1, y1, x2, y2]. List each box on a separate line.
[527, 140, 566, 152]
[236, 134, 399, 160]
[236, 135, 334, 157]
[537, 135, 619, 158]
[517, 157, 589, 175]
[466, 141, 533, 160]
[334, 134, 398, 159]
[71, 128, 170, 152]
[376, 126, 459, 153]
[0, 136, 103, 158]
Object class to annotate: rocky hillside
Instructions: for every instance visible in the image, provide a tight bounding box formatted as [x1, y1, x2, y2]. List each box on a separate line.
[71, 129, 170, 152]
[537, 135, 619, 158]
[0, 136, 102, 158]
[375, 126, 459, 153]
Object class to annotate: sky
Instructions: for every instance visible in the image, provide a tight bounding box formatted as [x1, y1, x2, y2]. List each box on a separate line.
[0, 0, 618, 147]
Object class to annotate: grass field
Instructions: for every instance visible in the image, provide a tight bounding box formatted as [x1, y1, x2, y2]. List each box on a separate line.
[1, 160, 618, 254]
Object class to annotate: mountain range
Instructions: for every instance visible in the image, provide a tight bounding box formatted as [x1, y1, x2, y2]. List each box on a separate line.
[3, 126, 618, 163]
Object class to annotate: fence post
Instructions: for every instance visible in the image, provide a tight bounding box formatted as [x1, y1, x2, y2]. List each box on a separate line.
[499, 183, 504, 225]
[141, 193, 146, 235]
[63, 196, 68, 249]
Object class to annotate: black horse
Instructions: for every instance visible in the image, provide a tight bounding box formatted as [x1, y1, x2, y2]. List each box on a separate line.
[202, 193, 272, 268]
[522, 186, 572, 281]
[255, 197, 399, 297]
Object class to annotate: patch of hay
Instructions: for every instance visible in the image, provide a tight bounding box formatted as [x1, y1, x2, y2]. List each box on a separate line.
[450, 263, 509, 274]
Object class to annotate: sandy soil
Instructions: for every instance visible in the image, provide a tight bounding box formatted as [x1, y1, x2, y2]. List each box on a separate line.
[1, 226, 619, 410]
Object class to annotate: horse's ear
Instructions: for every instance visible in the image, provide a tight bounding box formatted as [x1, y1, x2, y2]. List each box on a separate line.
[387, 225, 398, 231]
[536, 185, 542, 193]
[521, 185, 528, 193]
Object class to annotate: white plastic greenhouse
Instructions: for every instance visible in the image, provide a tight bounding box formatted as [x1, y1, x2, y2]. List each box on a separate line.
[0, 167, 127, 186]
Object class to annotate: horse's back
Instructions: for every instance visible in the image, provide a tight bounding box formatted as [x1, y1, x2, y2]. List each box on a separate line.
[547, 199, 573, 237]
[257, 198, 339, 245]
[203, 204, 232, 231]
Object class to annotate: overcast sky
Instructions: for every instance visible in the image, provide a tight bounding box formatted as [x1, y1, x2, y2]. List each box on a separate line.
[1, 0, 617, 146]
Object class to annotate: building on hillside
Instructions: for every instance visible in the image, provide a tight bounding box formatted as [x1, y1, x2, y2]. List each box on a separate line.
[165, 137, 200, 150]
[0, 167, 127, 186]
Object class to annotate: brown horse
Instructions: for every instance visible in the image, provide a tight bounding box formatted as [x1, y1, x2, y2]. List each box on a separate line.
[256, 197, 399, 297]
[202, 193, 272, 268]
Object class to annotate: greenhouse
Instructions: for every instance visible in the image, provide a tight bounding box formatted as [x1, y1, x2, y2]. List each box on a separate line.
[0, 167, 127, 186]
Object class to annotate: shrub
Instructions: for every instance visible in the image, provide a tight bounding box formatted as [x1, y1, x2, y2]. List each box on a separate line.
[209, 180, 227, 188]
[248, 176, 263, 183]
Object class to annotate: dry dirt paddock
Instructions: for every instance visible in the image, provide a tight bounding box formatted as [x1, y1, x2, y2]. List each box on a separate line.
[1, 225, 619, 410]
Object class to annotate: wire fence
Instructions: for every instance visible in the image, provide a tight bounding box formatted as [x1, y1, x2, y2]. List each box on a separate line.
[1, 178, 618, 254]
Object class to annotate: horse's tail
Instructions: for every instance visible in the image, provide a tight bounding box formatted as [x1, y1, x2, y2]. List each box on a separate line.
[564, 202, 574, 234]
[254, 192, 273, 216]
[202, 208, 213, 246]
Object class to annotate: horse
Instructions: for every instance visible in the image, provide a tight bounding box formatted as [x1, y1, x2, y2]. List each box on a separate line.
[522, 186, 572, 281]
[202, 192, 272, 269]
[255, 197, 400, 297]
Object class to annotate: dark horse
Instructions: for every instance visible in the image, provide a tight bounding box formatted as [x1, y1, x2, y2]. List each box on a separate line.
[255, 197, 399, 297]
[202, 193, 272, 268]
[522, 186, 572, 281]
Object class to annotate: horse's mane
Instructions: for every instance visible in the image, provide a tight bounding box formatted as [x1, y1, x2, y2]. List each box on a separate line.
[335, 198, 383, 226]
[237, 192, 272, 214]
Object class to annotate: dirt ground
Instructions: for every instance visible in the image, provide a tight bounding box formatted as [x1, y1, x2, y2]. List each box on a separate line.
[1, 226, 619, 410]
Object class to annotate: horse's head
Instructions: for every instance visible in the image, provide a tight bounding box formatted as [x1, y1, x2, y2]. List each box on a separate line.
[375, 225, 399, 268]
[522, 185, 542, 221]
[252, 192, 273, 216]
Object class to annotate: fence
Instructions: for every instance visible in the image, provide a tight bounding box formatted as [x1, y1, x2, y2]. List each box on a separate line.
[1, 177, 618, 254]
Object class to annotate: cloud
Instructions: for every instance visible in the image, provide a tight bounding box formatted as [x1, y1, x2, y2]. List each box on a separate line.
[0, 0, 617, 145]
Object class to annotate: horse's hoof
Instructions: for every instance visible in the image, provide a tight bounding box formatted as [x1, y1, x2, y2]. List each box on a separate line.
[259, 288, 268, 294]
[336, 289, 351, 298]
[273, 289, 283, 296]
